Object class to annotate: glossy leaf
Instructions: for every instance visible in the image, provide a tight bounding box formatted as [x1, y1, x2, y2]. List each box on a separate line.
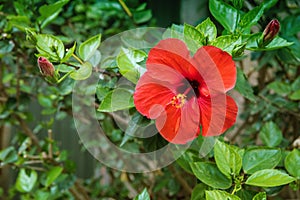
[239, 0, 278, 31]
[61, 42, 76, 63]
[243, 147, 281, 174]
[45, 166, 63, 187]
[98, 88, 134, 112]
[210, 35, 241, 54]
[214, 140, 242, 177]
[38, 0, 69, 29]
[133, 10, 152, 24]
[134, 188, 150, 200]
[234, 67, 256, 102]
[70, 62, 92, 80]
[0, 146, 18, 165]
[36, 34, 65, 61]
[246, 34, 293, 51]
[284, 149, 300, 179]
[190, 162, 232, 189]
[245, 169, 295, 187]
[16, 169, 38, 193]
[252, 192, 267, 200]
[184, 23, 203, 52]
[259, 121, 283, 147]
[206, 190, 241, 200]
[209, 0, 240, 32]
[195, 18, 217, 44]
[191, 183, 207, 200]
[78, 34, 101, 61]
[116, 47, 147, 83]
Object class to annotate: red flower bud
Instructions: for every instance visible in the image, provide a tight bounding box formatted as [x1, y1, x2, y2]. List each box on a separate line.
[37, 57, 55, 77]
[262, 19, 280, 45]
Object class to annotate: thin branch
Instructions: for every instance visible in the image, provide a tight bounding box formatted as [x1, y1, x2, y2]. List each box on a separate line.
[258, 94, 300, 119]
[14, 115, 41, 151]
[48, 129, 53, 159]
[168, 165, 193, 195]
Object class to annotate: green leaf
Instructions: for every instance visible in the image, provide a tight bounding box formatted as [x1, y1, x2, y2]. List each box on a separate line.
[61, 42, 76, 63]
[289, 90, 300, 100]
[133, 10, 152, 24]
[134, 188, 150, 200]
[36, 34, 65, 62]
[214, 140, 242, 177]
[242, 147, 281, 174]
[234, 67, 256, 102]
[190, 162, 232, 189]
[209, 0, 240, 32]
[116, 48, 147, 84]
[239, 0, 278, 31]
[246, 34, 293, 51]
[37, 94, 52, 108]
[45, 166, 63, 187]
[18, 138, 32, 155]
[184, 23, 203, 52]
[284, 149, 300, 179]
[0, 41, 15, 55]
[245, 169, 295, 187]
[163, 24, 184, 40]
[38, 0, 69, 29]
[0, 146, 18, 165]
[78, 34, 101, 61]
[252, 192, 267, 200]
[34, 190, 50, 200]
[70, 62, 92, 80]
[191, 183, 207, 200]
[259, 121, 283, 147]
[195, 18, 217, 44]
[206, 190, 241, 200]
[210, 35, 241, 54]
[16, 169, 38, 193]
[267, 81, 292, 96]
[98, 88, 134, 112]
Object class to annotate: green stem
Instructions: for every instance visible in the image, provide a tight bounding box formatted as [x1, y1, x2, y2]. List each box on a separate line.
[72, 53, 84, 65]
[118, 0, 132, 17]
[57, 70, 75, 84]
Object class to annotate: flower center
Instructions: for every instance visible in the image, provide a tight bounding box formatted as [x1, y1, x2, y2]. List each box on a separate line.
[170, 94, 187, 108]
[177, 79, 200, 99]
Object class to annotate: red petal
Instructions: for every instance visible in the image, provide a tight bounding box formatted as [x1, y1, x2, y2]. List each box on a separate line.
[156, 97, 200, 144]
[192, 46, 236, 93]
[199, 95, 238, 137]
[134, 74, 175, 119]
[147, 38, 200, 80]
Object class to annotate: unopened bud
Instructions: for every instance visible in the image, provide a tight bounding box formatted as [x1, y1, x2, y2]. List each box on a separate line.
[261, 19, 280, 46]
[37, 57, 55, 77]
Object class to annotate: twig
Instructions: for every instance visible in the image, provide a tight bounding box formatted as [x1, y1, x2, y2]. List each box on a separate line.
[75, 180, 90, 200]
[14, 115, 41, 151]
[48, 129, 53, 159]
[168, 165, 193, 194]
[258, 94, 300, 119]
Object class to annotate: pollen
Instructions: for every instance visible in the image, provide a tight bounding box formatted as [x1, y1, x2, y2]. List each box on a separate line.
[170, 94, 187, 108]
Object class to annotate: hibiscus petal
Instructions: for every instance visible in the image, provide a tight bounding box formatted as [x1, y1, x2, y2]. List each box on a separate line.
[193, 46, 236, 93]
[199, 95, 238, 137]
[156, 97, 200, 144]
[134, 73, 175, 118]
[147, 38, 200, 80]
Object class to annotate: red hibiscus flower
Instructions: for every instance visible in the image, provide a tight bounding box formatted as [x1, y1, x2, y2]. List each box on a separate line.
[134, 38, 238, 144]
